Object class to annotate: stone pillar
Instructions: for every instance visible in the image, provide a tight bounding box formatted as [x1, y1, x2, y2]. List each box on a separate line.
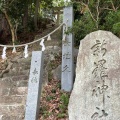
[25, 51, 44, 120]
[61, 6, 74, 92]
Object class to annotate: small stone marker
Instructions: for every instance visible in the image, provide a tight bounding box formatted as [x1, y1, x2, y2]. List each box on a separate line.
[25, 51, 44, 120]
[68, 30, 120, 120]
[61, 6, 74, 92]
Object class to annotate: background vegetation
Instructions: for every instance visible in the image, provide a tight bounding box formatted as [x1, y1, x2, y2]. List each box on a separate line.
[0, 0, 120, 46]
[70, 0, 120, 46]
[0, 0, 67, 44]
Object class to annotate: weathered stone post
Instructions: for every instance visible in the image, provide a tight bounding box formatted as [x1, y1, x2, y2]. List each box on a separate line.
[61, 6, 74, 92]
[25, 51, 44, 120]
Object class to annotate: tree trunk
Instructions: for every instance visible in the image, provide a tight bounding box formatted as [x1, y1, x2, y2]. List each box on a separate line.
[23, 5, 28, 32]
[34, 0, 40, 30]
[2, 10, 16, 45]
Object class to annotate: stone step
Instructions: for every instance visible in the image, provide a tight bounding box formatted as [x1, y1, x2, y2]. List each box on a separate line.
[0, 96, 26, 104]
[0, 87, 28, 96]
[0, 114, 24, 120]
[0, 104, 25, 115]
[3, 69, 29, 77]
[0, 80, 28, 89]
[10, 87, 28, 96]
[11, 62, 31, 70]
[11, 55, 31, 64]
[0, 77, 13, 88]
[12, 64, 30, 70]
[14, 80, 28, 87]
[12, 75, 29, 81]
[0, 75, 29, 88]
[0, 88, 10, 96]
[0, 54, 31, 120]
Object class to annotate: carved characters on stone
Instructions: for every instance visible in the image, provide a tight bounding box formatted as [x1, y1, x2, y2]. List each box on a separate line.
[62, 41, 71, 73]
[31, 77, 37, 83]
[63, 40, 71, 46]
[31, 68, 38, 83]
[91, 107, 108, 120]
[91, 40, 107, 56]
[32, 68, 38, 75]
[92, 59, 108, 80]
[62, 65, 71, 72]
[63, 52, 71, 59]
[91, 39, 109, 119]
[92, 85, 108, 97]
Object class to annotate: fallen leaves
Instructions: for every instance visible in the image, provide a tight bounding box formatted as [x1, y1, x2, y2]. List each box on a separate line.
[39, 79, 70, 120]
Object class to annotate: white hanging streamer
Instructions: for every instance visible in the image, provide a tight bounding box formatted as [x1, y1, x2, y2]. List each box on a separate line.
[40, 39, 45, 51]
[24, 45, 28, 58]
[1, 46, 7, 59]
[47, 34, 51, 41]
[0, 23, 66, 59]
[12, 47, 16, 53]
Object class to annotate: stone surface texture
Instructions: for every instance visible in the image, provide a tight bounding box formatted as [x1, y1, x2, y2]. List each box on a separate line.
[0, 54, 30, 120]
[61, 6, 74, 92]
[0, 46, 62, 120]
[68, 30, 120, 120]
[25, 51, 44, 120]
[52, 65, 61, 80]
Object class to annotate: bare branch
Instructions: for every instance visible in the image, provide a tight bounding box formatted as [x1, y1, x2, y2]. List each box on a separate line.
[87, 7, 97, 22]
[111, 0, 116, 11]
[101, 7, 115, 11]
[9, 0, 15, 7]
[81, 1, 97, 22]
[96, 0, 100, 21]
[116, 6, 120, 10]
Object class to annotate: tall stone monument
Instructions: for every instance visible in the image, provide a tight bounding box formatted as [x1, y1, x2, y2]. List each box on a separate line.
[68, 30, 120, 120]
[61, 6, 74, 92]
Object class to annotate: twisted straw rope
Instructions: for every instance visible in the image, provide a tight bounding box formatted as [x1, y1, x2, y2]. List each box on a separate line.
[0, 23, 65, 48]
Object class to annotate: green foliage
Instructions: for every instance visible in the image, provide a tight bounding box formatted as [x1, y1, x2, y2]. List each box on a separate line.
[59, 93, 69, 112]
[40, 105, 51, 118]
[57, 93, 69, 118]
[52, 0, 71, 7]
[113, 22, 120, 35]
[69, 12, 97, 45]
[0, 0, 56, 43]
[70, 0, 120, 46]
[104, 11, 120, 36]
[46, 95, 54, 101]
[41, 0, 53, 8]
[57, 113, 66, 118]
[60, 93, 69, 106]
[51, 88, 56, 93]
[57, 82, 61, 89]
[42, 111, 52, 118]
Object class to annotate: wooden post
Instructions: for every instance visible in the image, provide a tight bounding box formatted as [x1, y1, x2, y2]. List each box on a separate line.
[25, 51, 44, 120]
[61, 6, 74, 92]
